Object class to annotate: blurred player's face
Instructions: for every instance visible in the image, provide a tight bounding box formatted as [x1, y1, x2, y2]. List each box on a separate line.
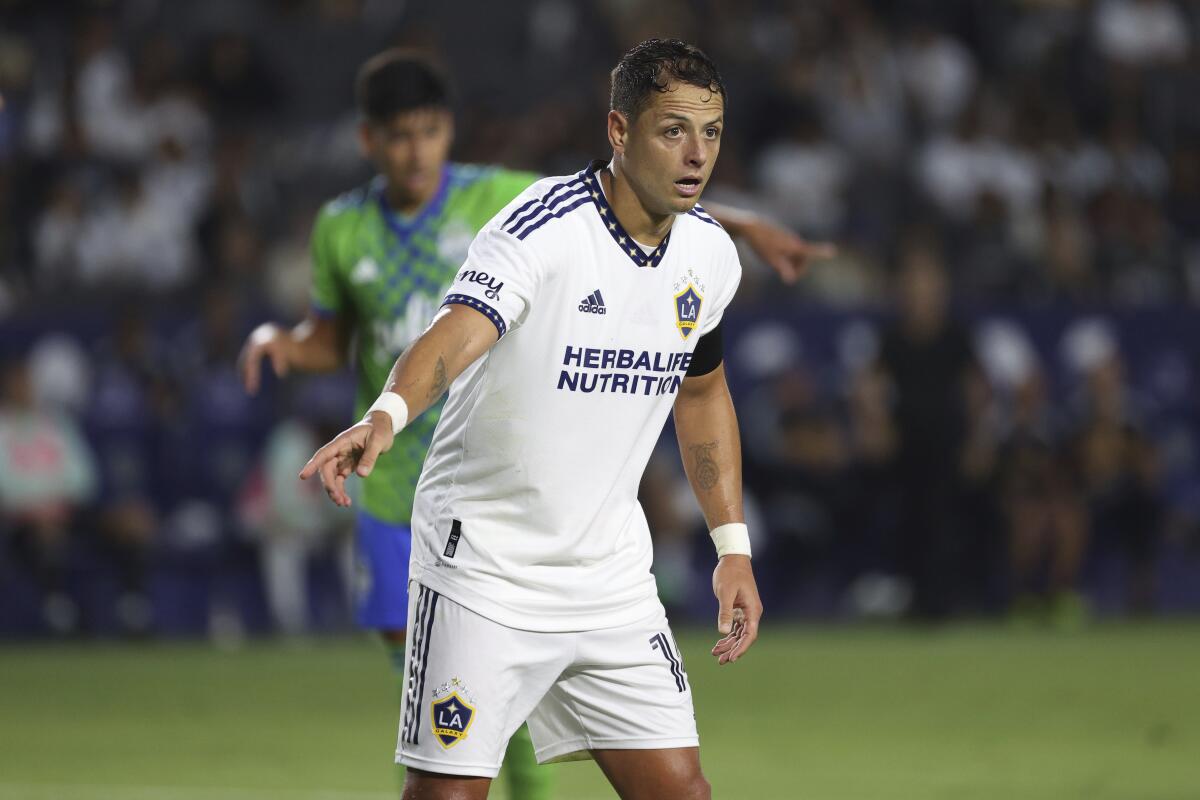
[609, 82, 723, 217]
[360, 108, 453, 210]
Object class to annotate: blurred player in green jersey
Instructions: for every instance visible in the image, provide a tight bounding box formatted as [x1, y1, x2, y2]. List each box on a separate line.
[239, 49, 831, 798]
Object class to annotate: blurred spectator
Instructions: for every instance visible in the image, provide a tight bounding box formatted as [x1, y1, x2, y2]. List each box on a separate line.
[1093, 0, 1190, 67]
[191, 32, 282, 125]
[754, 102, 850, 238]
[917, 93, 1041, 228]
[897, 22, 977, 134]
[749, 401, 856, 609]
[1000, 368, 1089, 626]
[816, 3, 907, 169]
[0, 356, 98, 634]
[74, 167, 197, 291]
[73, 15, 144, 161]
[32, 178, 86, 288]
[86, 309, 178, 634]
[873, 236, 984, 618]
[1040, 190, 1099, 302]
[978, 322, 1089, 625]
[1062, 320, 1165, 613]
[238, 406, 352, 636]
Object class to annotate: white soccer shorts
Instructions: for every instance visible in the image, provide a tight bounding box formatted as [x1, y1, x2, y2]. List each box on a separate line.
[395, 583, 699, 778]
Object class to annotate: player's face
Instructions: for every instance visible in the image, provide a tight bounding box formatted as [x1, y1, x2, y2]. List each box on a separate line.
[612, 83, 723, 216]
[361, 107, 454, 206]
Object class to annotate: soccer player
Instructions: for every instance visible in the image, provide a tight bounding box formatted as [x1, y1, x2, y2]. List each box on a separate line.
[240, 51, 551, 799]
[300, 39, 763, 799]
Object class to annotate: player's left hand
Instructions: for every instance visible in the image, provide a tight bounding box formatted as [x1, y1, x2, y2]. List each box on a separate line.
[711, 555, 763, 665]
[740, 218, 836, 285]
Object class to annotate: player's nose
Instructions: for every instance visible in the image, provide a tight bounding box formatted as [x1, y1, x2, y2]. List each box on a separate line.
[683, 139, 707, 168]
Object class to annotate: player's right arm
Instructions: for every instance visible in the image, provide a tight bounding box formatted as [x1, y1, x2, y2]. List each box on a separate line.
[239, 313, 348, 395]
[298, 303, 499, 506]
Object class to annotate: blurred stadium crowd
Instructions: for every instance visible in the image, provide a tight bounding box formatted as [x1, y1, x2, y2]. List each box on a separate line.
[2, 0, 1200, 637]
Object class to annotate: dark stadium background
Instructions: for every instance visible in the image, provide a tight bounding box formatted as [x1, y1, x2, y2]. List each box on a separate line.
[1, 2, 1198, 799]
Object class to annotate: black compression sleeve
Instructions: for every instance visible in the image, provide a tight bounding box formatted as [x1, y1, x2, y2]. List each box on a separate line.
[686, 321, 724, 377]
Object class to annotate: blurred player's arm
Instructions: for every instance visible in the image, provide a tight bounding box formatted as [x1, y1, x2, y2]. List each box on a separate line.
[241, 203, 358, 394]
[239, 313, 350, 394]
[299, 304, 498, 506]
[673, 351, 763, 665]
[703, 202, 836, 284]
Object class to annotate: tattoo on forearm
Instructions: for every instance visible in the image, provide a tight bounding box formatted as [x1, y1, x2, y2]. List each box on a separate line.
[428, 356, 447, 401]
[689, 441, 720, 491]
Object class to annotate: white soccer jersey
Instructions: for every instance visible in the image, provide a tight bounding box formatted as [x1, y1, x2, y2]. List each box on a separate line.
[409, 160, 742, 631]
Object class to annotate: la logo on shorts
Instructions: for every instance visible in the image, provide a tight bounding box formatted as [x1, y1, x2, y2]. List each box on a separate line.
[674, 283, 703, 340]
[431, 691, 475, 748]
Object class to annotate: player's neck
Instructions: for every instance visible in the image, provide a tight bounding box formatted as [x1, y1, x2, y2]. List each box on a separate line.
[383, 178, 439, 217]
[601, 167, 673, 246]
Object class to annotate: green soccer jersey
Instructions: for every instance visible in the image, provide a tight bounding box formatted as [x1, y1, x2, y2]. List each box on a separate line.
[310, 163, 538, 524]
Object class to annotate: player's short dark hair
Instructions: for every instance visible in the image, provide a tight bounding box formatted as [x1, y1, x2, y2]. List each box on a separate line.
[355, 49, 450, 123]
[610, 39, 726, 121]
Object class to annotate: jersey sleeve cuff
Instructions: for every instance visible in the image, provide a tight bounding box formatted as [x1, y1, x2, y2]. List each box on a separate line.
[442, 294, 508, 339]
[310, 302, 340, 319]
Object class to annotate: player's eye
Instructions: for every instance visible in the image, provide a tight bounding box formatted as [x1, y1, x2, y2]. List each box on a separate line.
[706, 127, 720, 138]
[666, 126, 682, 137]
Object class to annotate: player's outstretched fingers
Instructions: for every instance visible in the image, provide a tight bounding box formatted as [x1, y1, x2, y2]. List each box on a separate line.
[355, 430, 384, 478]
[298, 441, 335, 481]
[240, 343, 264, 395]
[727, 610, 761, 663]
[713, 613, 747, 665]
[269, 346, 289, 380]
[802, 240, 838, 261]
[716, 587, 737, 636]
[319, 454, 348, 506]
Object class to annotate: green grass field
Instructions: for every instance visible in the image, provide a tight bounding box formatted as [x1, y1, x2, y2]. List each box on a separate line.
[2, 623, 1198, 799]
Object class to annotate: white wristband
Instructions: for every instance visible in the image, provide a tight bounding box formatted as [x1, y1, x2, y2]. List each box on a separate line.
[710, 522, 752, 559]
[365, 392, 409, 435]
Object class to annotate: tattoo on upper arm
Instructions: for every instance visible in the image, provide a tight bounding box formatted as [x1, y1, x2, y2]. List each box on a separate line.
[428, 356, 447, 401]
[689, 441, 720, 491]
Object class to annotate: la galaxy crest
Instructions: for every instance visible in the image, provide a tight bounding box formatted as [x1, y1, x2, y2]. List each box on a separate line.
[673, 277, 704, 340]
[431, 678, 476, 748]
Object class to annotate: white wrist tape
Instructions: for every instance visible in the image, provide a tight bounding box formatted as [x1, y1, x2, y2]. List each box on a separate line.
[365, 392, 409, 435]
[710, 522, 752, 559]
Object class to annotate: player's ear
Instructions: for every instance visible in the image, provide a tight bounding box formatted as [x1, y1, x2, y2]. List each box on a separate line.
[607, 110, 629, 154]
[357, 121, 373, 159]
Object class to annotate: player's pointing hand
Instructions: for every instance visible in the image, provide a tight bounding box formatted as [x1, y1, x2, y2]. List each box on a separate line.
[299, 411, 395, 507]
[710, 554, 763, 665]
[239, 323, 292, 396]
[743, 219, 836, 285]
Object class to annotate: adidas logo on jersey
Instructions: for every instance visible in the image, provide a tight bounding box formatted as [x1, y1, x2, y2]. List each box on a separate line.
[578, 290, 607, 315]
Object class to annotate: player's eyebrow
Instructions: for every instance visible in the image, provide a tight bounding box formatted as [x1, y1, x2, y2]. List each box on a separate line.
[660, 113, 723, 126]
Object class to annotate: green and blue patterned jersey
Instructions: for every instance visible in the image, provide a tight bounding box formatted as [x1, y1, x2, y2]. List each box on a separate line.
[310, 163, 538, 524]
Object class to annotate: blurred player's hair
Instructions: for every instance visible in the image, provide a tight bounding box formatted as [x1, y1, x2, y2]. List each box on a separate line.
[610, 39, 726, 121]
[355, 49, 450, 123]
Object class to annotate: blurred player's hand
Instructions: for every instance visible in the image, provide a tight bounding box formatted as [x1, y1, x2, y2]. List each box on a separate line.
[298, 412, 394, 506]
[711, 555, 763, 665]
[239, 323, 292, 395]
[740, 219, 836, 285]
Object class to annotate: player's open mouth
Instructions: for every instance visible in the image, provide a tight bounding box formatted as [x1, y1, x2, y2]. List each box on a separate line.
[674, 177, 702, 197]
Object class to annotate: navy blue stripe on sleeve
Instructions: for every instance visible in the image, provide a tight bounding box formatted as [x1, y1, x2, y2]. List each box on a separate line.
[442, 294, 508, 338]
